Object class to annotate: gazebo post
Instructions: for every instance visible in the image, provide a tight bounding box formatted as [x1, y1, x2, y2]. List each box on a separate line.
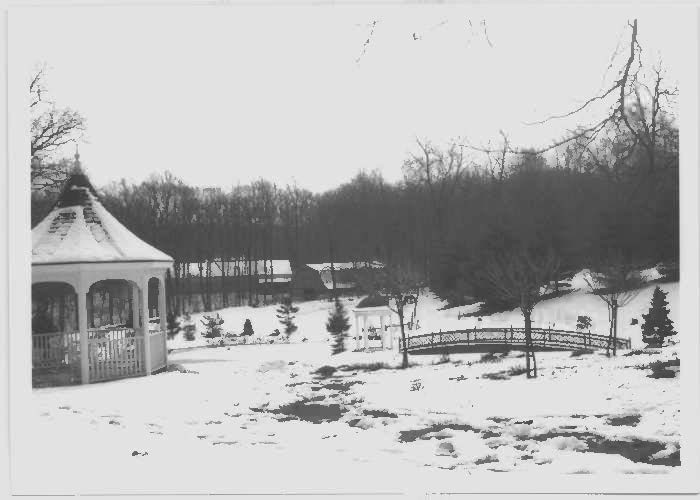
[362, 316, 369, 350]
[77, 283, 89, 384]
[130, 282, 139, 330]
[158, 274, 168, 366]
[380, 315, 386, 349]
[141, 278, 152, 375]
[354, 312, 361, 351]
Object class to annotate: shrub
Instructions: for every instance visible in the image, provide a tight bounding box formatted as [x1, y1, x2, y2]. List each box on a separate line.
[326, 299, 351, 355]
[166, 312, 181, 339]
[410, 379, 424, 391]
[243, 318, 254, 336]
[479, 352, 501, 363]
[182, 313, 196, 341]
[276, 296, 299, 339]
[200, 313, 224, 338]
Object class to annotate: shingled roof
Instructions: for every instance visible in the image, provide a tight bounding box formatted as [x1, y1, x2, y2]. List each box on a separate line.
[32, 172, 173, 265]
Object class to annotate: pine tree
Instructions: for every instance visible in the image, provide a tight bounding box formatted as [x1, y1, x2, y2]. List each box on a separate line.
[641, 286, 676, 348]
[326, 299, 350, 355]
[243, 318, 254, 336]
[276, 296, 299, 339]
[200, 313, 224, 338]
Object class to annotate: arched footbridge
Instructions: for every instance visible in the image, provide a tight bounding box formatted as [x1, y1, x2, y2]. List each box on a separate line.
[404, 327, 631, 354]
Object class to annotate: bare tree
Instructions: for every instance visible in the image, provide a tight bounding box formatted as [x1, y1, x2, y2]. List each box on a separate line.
[30, 67, 86, 190]
[583, 255, 644, 356]
[365, 262, 424, 369]
[482, 247, 560, 378]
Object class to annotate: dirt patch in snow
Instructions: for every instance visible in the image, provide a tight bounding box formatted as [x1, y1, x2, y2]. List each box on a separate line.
[363, 409, 398, 419]
[322, 380, 365, 393]
[260, 398, 348, 423]
[606, 414, 641, 427]
[529, 430, 680, 466]
[398, 423, 480, 443]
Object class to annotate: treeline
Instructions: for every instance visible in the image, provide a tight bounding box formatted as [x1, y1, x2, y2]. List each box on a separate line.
[31, 112, 679, 312]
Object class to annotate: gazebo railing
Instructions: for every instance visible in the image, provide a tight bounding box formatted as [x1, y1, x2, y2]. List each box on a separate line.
[33, 325, 167, 383]
[88, 327, 144, 382]
[32, 331, 80, 369]
[149, 329, 167, 372]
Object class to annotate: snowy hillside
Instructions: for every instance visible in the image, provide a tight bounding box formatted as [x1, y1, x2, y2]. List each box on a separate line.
[169, 269, 679, 351]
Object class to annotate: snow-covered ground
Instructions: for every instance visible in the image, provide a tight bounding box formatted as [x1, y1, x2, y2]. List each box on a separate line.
[170, 270, 679, 351]
[14, 274, 682, 494]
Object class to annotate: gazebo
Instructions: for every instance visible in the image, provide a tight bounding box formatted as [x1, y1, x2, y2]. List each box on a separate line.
[352, 294, 395, 351]
[31, 168, 173, 386]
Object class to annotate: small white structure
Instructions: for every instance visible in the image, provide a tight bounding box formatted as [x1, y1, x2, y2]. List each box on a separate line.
[32, 168, 173, 386]
[352, 295, 395, 351]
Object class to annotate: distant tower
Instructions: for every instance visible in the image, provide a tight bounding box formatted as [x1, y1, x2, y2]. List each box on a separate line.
[72, 144, 82, 174]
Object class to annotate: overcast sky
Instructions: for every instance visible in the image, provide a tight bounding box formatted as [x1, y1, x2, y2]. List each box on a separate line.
[13, 4, 686, 192]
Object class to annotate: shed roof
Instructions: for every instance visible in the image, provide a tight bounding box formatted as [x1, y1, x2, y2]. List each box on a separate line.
[32, 173, 173, 265]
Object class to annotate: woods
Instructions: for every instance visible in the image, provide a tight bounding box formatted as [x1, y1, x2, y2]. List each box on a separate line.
[30, 19, 679, 322]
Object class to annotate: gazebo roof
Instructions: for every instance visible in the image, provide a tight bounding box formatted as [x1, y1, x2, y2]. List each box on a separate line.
[356, 294, 390, 308]
[32, 172, 173, 266]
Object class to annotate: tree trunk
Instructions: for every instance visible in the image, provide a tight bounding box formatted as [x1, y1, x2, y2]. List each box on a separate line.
[524, 310, 537, 378]
[329, 237, 337, 301]
[398, 304, 408, 368]
[612, 299, 618, 356]
[221, 257, 227, 308]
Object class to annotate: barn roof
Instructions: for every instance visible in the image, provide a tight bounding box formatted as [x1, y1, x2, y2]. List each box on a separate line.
[32, 172, 173, 265]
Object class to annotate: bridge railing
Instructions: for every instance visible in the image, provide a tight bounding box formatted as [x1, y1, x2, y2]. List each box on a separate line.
[405, 327, 631, 352]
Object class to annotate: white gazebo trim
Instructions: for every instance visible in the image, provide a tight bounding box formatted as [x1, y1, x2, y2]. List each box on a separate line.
[352, 305, 395, 351]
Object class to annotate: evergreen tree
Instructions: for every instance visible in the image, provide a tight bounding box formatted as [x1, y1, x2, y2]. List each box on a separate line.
[182, 313, 196, 341]
[166, 311, 182, 339]
[243, 318, 254, 336]
[200, 313, 224, 338]
[276, 296, 299, 339]
[326, 299, 351, 355]
[641, 286, 676, 347]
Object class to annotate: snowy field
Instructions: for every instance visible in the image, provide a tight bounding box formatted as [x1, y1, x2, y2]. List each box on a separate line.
[14, 273, 682, 494]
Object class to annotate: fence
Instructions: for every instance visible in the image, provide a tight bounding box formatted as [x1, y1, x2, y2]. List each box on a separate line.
[405, 327, 631, 353]
[88, 327, 144, 382]
[33, 325, 168, 384]
[32, 331, 80, 369]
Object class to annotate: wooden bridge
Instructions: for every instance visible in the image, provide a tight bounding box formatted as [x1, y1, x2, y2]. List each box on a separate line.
[404, 327, 631, 354]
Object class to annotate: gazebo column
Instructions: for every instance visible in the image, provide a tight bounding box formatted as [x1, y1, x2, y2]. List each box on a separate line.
[77, 284, 89, 384]
[158, 275, 167, 333]
[380, 315, 386, 349]
[354, 313, 361, 351]
[362, 316, 369, 350]
[140, 278, 152, 376]
[387, 316, 393, 349]
[130, 282, 139, 330]
[158, 274, 168, 367]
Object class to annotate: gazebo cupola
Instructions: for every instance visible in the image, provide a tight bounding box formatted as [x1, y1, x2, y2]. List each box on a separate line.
[31, 165, 173, 386]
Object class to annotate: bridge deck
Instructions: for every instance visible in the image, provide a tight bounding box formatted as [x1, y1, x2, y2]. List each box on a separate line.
[404, 327, 630, 354]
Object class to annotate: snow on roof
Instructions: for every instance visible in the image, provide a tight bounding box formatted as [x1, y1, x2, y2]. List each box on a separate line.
[356, 294, 390, 308]
[258, 277, 292, 284]
[321, 281, 355, 290]
[306, 261, 384, 272]
[32, 173, 173, 265]
[186, 259, 292, 277]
